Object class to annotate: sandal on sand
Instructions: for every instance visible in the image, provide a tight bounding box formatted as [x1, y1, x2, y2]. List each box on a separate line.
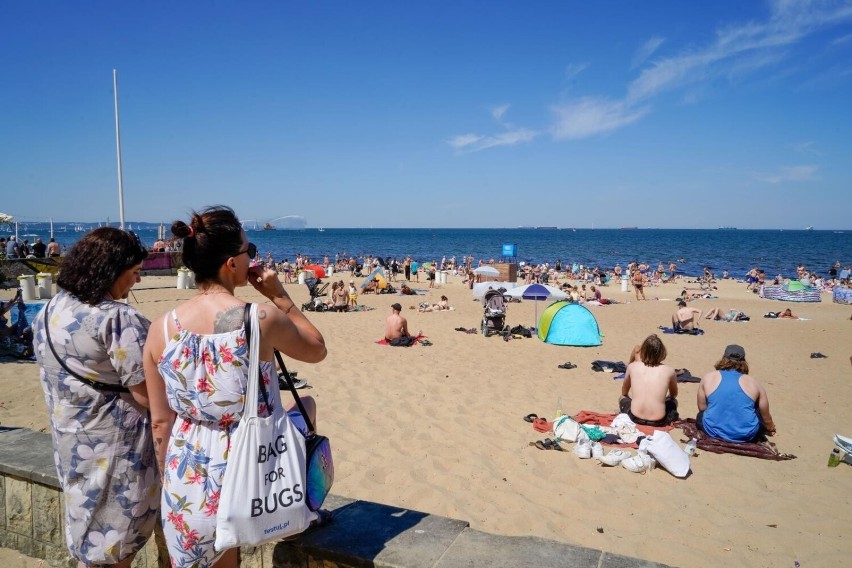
[523, 413, 539, 423]
[533, 438, 563, 451]
[558, 362, 577, 370]
[533, 418, 552, 433]
[810, 352, 828, 359]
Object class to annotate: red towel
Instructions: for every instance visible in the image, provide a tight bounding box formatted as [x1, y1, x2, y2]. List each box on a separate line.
[375, 334, 425, 346]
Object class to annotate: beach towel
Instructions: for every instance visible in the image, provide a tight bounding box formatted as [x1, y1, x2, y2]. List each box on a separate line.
[678, 419, 796, 461]
[347, 305, 375, 312]
[375, 334, 426, 347]
[658, 326, 704, 335]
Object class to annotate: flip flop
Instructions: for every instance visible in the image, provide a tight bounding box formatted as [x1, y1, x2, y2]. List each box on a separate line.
[533, 418, 552, 433]
[810, 352, 828, 359]
[523, 413, 538, 423]
[534, 440, 549, 450]
[558, 362, 577, 370]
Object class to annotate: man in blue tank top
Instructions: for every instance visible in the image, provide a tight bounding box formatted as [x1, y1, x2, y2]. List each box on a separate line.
[696, 344, 776, 443]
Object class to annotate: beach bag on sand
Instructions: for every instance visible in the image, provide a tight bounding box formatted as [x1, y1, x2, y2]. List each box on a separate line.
[214, 304, 317, 551]
[553, 415, 582, 442]
[644, 430, 690, 478]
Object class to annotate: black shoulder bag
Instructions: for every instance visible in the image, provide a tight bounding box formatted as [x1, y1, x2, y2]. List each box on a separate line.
[243, 304, 333, 511]
[43, 298, 131, 393]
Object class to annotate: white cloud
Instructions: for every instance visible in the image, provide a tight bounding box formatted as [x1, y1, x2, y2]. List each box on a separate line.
[564, 62, 589, 82]
[550, 97, 649, 140]
[755, 164, 819, 184]
[448, 128, 538, 153]
[491, 104, 510, 121]
[832, 32, 852, 45]
[632, 36, 666, 69]
[793, 141, 820, 155]
[458, 1, 852, 150]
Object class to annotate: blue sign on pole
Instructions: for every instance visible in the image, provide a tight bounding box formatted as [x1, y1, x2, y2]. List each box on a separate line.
[502, 243, 517, 258]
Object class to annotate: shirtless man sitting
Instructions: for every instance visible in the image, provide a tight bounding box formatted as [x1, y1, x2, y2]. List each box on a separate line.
[619, 334, 679, 426]
[673, 299, 702, 331]
[385, 303, 418, 346]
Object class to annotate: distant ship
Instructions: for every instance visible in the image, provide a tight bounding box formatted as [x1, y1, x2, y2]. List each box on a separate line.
[263, 223, 277, 230]
[620, 227, 639, 230]
[805, 226, 814, 231]
[317, 228, 325, 232]
[718, 226, 737, 230]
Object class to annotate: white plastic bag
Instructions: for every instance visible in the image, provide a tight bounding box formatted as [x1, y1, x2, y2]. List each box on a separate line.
[643, 430, 690, 478]
[553, 415, 581, 443]
[214, 304, 317, 551]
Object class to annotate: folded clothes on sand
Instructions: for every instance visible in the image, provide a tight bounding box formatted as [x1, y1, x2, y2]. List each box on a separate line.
[658, 326, 704, 335]
[573, 411, 676, 447]
[591, 360, 627, 373]
[675, 368, 701, 383]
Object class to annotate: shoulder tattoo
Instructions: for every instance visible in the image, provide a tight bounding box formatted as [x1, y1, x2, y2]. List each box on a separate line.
[213, 305, 245, 333]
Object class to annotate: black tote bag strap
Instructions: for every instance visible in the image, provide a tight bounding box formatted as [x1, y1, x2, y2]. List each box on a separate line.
[44, 298, 130, 393]
[243, 303, 270, 411]
[274, 349, 317, 435]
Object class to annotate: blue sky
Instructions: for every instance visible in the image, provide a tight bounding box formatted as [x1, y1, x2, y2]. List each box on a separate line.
[2, 1, 851, 229]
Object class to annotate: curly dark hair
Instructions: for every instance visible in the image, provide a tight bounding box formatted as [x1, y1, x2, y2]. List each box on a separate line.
[172, 206, 244, 283]
[57, 228, 148, 305]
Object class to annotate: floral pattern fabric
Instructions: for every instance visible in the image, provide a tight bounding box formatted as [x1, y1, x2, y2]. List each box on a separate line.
[156, 310, 280, 567]
[33, 290, 160, 565]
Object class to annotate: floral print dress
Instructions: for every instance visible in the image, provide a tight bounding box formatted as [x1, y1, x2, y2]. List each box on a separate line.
[157, 309, 302, 567]
[33, 290, 160, 565]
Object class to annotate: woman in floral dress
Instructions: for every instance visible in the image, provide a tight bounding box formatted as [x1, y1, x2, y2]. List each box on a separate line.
[143, 207, 327, 567]
[34, 228, 159, 567]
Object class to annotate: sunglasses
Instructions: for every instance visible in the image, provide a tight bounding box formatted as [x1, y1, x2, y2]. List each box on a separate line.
[236, 242, 257, 259]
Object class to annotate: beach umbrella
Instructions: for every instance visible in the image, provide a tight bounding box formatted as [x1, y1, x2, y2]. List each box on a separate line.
[505, 283, 568, 328]
[473, 265, 500, 280]
[303, 264, 326, 278]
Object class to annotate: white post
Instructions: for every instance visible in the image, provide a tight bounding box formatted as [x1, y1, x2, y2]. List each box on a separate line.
[113, 69, 126, 230]
[49, 217, 54, 239]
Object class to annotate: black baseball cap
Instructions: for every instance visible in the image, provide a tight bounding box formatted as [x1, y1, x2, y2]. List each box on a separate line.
[723, 344, 746, 360]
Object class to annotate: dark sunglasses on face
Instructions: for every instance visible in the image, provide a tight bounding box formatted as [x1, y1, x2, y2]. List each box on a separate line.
[236, 242, 257, 259]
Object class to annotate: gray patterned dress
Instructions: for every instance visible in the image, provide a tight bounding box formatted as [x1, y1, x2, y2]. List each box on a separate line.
[33, 290, 160, 565]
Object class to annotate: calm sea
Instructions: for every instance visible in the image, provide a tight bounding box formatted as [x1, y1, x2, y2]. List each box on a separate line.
[13, 225, 852, 279]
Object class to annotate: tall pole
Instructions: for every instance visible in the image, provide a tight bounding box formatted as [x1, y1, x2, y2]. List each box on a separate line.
[113, 69, 126, 230]
[50, 217, 54, 239]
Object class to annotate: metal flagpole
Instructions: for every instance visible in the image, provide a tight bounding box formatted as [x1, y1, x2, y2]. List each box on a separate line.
[113, 69, 126, 230]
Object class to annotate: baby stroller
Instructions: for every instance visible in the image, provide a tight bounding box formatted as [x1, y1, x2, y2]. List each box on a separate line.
[301, 276, 329, 312]
[481, 289, 509, 337]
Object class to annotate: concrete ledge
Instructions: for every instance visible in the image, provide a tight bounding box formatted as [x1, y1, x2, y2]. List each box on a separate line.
[1, 428, 673, 568]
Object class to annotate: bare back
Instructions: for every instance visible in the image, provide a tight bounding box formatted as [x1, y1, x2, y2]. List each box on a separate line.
[385, 313, 408, 340]
[624, 361, 677, 421]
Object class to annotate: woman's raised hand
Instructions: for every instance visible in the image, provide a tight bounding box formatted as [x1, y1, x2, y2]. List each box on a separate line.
[248, 265, 287, 301]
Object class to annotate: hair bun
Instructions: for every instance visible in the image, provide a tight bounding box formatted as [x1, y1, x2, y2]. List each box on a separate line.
[171, 221, 192, 239]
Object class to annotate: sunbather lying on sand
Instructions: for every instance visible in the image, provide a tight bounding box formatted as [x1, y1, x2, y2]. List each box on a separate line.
[419, 295, 450, 312]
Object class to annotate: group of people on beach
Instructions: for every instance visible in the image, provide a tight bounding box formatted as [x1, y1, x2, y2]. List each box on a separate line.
[620, 334, 776, 443]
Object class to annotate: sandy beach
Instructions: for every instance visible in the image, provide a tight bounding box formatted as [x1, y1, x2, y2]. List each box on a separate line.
[2, 274, 851, 567]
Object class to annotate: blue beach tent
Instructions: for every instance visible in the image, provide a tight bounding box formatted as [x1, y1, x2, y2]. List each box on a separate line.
[537, 301, 602, 346]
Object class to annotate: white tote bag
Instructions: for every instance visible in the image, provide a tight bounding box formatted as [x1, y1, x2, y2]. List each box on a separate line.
[643, 430, 691, 478]
[214, 304, 317, 551]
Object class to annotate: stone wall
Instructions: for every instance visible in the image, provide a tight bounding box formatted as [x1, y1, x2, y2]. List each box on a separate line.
[0, 428, 670, 568]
